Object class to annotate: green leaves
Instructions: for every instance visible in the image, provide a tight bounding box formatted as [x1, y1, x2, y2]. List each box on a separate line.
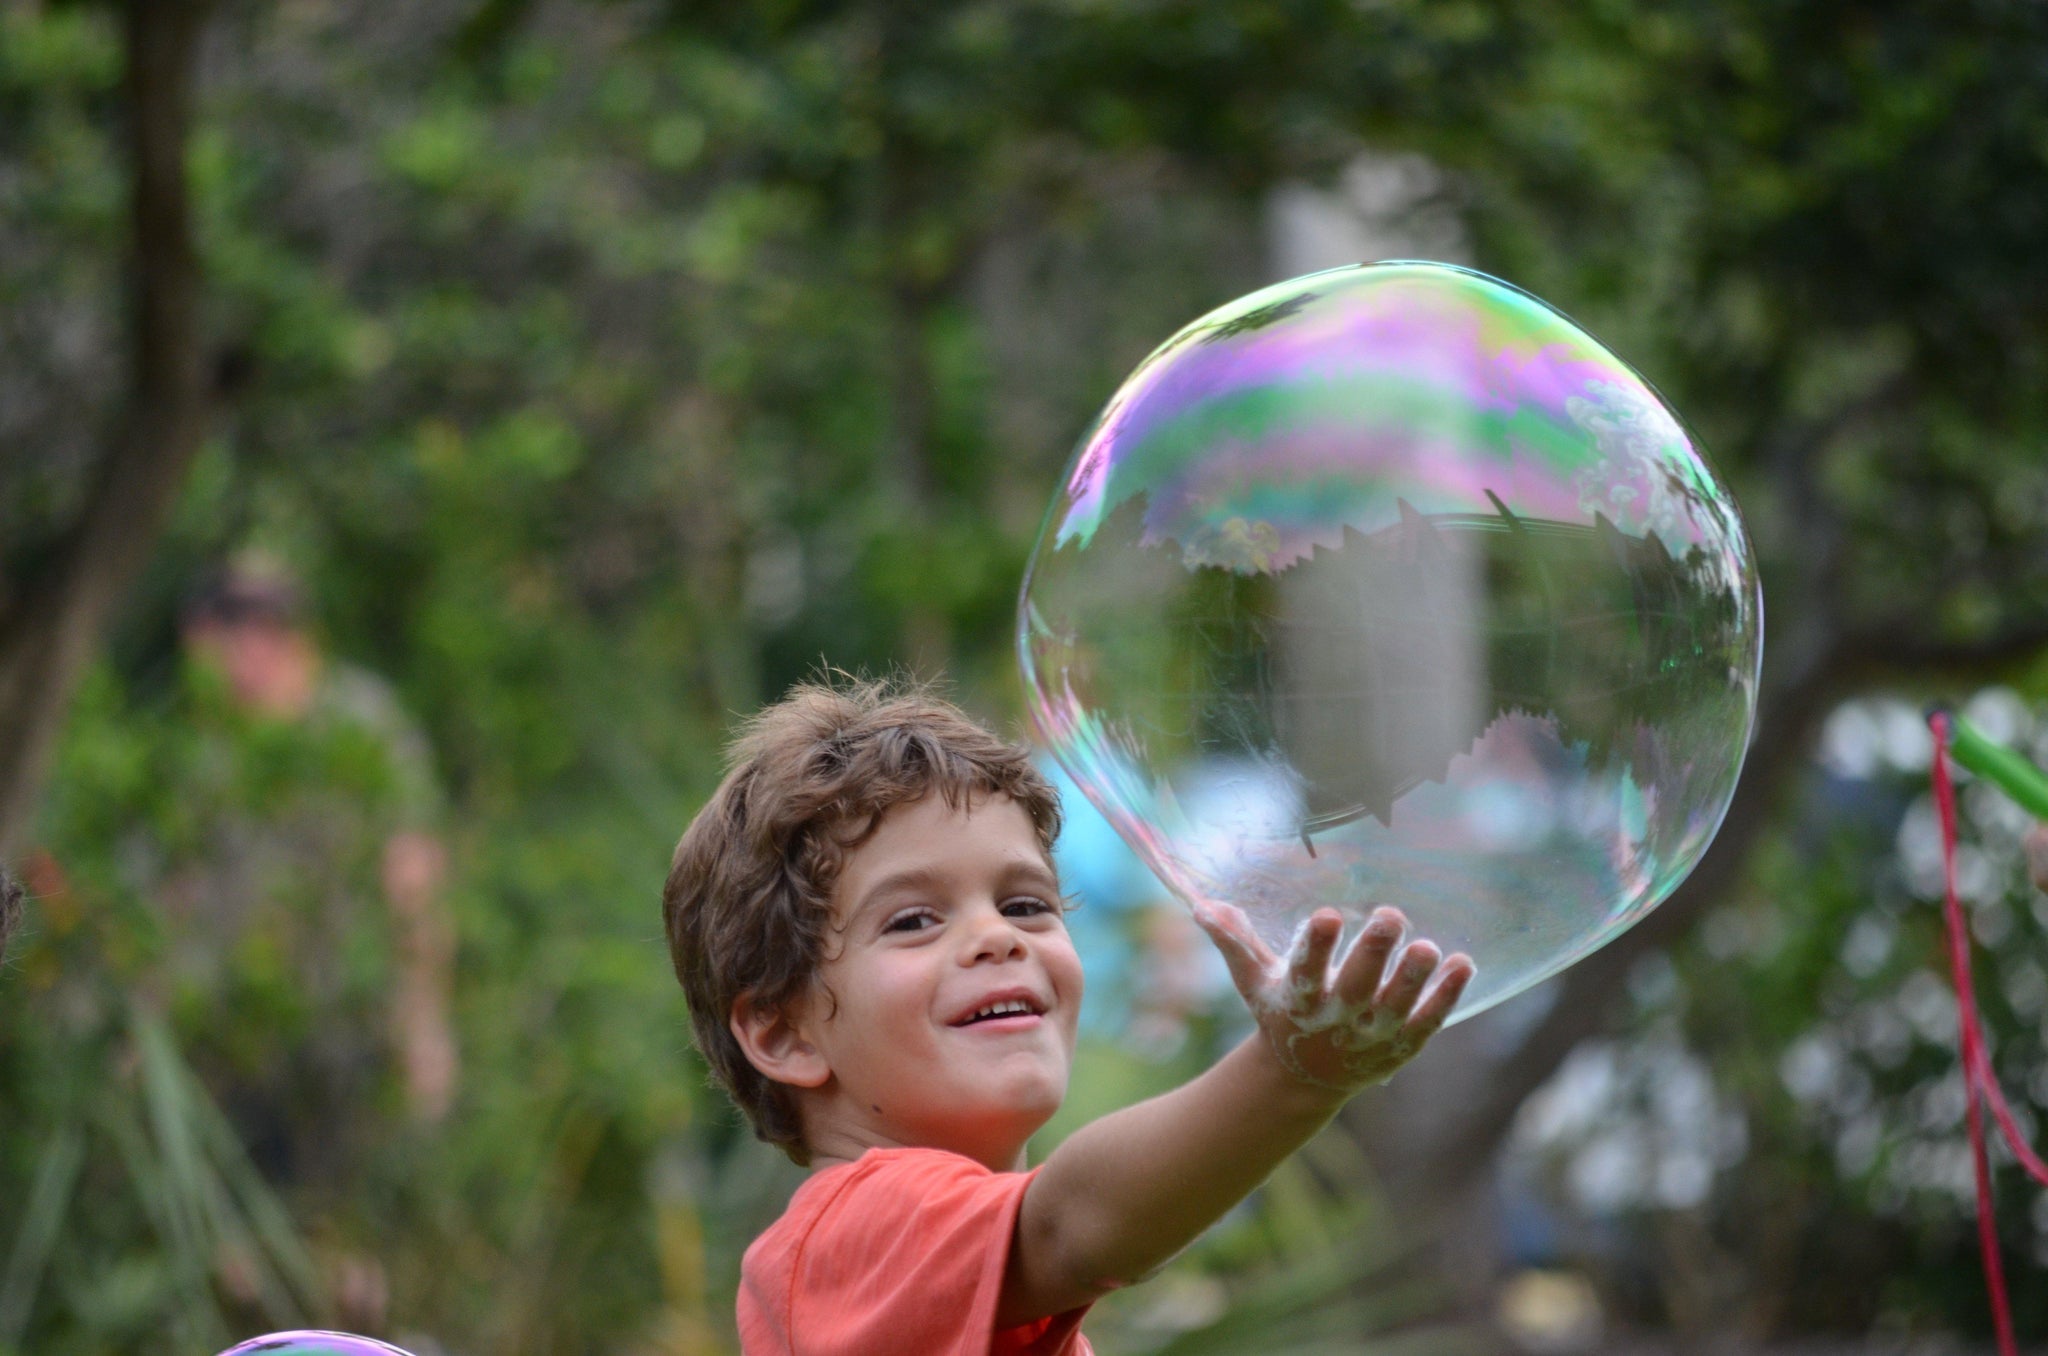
[0, 7, 120, 95]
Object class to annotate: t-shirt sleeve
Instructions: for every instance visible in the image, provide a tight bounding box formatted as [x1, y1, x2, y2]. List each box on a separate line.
[778, 1150, 1090, 1356]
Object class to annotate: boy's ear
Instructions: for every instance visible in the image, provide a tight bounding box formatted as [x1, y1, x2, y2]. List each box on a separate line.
[730, 992, 831, 1090]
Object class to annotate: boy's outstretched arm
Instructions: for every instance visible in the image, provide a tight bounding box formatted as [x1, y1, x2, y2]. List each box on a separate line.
[999, 904, 1472, 1326]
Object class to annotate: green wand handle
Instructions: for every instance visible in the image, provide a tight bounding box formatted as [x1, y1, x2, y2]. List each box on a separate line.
[1933, 708, 2048, 822]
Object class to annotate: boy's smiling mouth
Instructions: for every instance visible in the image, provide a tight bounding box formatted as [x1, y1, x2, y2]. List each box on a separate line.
[949, 989, 1049, 1028]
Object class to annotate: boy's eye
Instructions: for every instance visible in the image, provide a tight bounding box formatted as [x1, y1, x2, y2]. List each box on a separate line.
[1002, 895, 1061, 919]
[883, 908, 937, 934]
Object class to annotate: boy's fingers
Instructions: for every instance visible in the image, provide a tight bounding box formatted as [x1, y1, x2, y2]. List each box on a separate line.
[1374, 939, 1442, 1018]
[1287, 910, 1343, 996]
[1402, 953, 1475, 1044]
[1334, 906, 1403, 1007]
[1191, 900, 1277, 995]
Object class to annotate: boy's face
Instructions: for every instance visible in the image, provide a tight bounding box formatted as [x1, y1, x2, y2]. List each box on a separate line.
[789, 791, 1082, 1171]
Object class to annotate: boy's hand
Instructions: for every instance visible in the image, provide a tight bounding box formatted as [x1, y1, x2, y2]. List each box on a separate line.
[1194, 901, 1473, 1095]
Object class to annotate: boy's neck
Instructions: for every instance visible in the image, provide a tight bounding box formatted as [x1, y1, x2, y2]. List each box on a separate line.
[801, 1099, 1036, 1174]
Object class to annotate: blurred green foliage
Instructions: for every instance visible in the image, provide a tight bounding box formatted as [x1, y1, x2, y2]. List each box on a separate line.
[1508, 691, 2048, 1341]
[5, 0, 2048, 1351]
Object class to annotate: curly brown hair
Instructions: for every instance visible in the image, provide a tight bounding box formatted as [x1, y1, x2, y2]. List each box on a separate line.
[662, 677, 1062, 1163]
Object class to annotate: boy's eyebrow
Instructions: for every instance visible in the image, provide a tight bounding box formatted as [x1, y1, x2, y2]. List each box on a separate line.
[849, 866, 948, 918]
[1001, 859, 1063, 890]
[850, 858, 1062, 918]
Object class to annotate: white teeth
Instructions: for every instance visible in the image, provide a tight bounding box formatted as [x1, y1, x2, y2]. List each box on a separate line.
[970, 999, 1035, 1022]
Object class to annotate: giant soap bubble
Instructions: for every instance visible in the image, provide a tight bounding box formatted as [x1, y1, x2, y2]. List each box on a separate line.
[1018, 261, 1761, 1022]
[216, 1333, 417, 1356]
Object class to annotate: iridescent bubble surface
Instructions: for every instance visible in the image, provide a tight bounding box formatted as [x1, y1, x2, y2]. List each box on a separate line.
[1018, 261, 1761, 1022]
[215, 1333, 417, 1356]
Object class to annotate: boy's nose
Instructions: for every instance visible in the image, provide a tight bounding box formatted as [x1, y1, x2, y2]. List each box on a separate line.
[960, 905, 1028, 964]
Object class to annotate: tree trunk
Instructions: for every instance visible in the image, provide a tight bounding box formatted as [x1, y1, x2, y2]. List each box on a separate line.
[0, 0, 213, 857]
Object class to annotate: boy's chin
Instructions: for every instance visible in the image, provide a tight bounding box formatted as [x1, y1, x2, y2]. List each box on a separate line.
[986, 1069, 1069, 1121]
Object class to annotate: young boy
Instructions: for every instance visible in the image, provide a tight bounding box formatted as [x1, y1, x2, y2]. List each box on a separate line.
[663, 679, 1474, 1355]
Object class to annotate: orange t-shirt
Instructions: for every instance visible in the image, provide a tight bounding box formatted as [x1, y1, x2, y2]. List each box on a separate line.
[738, 1147, 1094, 1356]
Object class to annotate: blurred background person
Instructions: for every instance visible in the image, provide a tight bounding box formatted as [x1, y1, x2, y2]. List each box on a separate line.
[165, 553, 458, 1178]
